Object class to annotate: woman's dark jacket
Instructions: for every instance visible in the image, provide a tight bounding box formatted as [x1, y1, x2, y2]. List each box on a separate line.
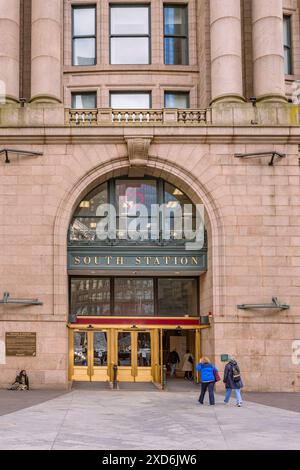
[16, 373, 29, 389]
[223, 360, 243, 389]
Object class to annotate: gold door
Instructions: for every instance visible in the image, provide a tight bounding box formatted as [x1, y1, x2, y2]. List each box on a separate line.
[91, 330, 111, 382]
[116, 330, 153, 382]
[70, 330, 111, 382]
[71, 330, 90, 381]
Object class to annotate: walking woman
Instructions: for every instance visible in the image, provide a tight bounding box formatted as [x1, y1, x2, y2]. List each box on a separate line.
[182, 350, 194, 380]
[196, 357, 219, 405]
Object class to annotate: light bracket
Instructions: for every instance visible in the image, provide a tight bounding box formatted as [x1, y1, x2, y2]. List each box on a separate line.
[234, 151, 286, 166]
[237, 297, 289, 311]
[0, 149, 43, 164]
[0, 292, 43, 306]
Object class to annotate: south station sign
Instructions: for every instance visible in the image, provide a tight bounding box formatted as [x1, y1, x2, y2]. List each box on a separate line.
[68, 250, 207, 272]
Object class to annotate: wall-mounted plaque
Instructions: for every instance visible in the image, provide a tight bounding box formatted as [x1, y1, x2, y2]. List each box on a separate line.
[5, 332, 36, 357]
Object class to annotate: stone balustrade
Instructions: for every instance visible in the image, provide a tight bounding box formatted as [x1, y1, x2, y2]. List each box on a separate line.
[65, 108, 212, 126]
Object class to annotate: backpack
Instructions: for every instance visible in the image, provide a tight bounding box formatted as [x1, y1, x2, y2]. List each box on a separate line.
[231, 364, 241, 382]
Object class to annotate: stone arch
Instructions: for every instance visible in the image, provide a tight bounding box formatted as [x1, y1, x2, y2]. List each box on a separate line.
[53, 156, 225, 329]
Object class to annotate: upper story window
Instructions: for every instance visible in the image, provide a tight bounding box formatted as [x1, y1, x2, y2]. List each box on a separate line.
[110, 92, 151, 109]
[164, 5, 188, 65]
[72, 92, 97, 109]
[283, 15, 292, 75]
[72, 5, 96, 66]
[165, 91, 189, 108]
[110, 5, 150, 64]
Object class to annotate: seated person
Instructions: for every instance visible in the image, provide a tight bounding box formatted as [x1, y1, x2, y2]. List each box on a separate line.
[8, 370, 29, 391]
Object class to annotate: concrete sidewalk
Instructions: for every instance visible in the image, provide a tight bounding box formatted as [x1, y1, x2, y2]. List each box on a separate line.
[0, 389, 299, 450]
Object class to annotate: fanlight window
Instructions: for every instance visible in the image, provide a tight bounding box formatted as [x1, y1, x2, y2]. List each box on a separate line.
[69, 177, 199, 246]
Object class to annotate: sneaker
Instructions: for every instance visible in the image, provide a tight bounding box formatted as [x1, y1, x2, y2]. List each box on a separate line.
[237, 403, 242, 407]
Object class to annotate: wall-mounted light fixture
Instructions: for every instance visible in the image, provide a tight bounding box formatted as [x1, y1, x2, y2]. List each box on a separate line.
[0, 292, 43, 306]
[237, 297, 289, 311]
[234, 151, 286, 166]
[0, 148, 43, 164]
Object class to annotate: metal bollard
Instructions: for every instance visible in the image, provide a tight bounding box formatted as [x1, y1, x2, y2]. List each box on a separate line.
[113, 364, 118, 390]
[162, 365, 167, 390]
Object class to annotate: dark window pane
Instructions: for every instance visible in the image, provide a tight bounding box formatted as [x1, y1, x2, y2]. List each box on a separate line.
[164, 6, 187, 36]
[111, 7, 149, 35]
[284, 48, 292, 75]
[110, 93, 150, 109]
[283, 16, 292, 74]
[73, 7, 95, 36]
[165, 92, 189, 108]
[118, 332, 132, 366]
[114, 278, 154, 316]
[111, 37, 149, 64]
[94, 332, 108, 366]
[164, 37, 188, 65]
[72, 93, 97, 109]
[74, 332, 88, 366]
[73, 38, 96, 66]
[70, 278, 111, 318]
[157, 279, 197, 316]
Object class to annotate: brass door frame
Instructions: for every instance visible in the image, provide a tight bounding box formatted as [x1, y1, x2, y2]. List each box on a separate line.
[116, 329, 153, 382]
[70, 329, 111, 382]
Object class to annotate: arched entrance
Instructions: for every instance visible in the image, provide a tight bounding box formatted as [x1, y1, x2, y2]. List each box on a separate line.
[53, 158, 225, 387]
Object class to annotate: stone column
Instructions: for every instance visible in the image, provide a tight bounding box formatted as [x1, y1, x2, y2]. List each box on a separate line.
[252, 0, 286, 102]
[30, 0, 62, 103]
[0, 0, 20, 103]
[210, 0, 244, 104]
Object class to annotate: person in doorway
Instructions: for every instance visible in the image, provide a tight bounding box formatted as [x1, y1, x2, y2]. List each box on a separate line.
[182, 350, 194, 380]
[8, 370, 29, 391]
[196, 357, 218, 405]
[168, 349, 180, 377]
[223, 358, 243, 407]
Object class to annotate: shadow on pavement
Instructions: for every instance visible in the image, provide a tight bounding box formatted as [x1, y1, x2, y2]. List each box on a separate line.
[0, 390, 69, 416]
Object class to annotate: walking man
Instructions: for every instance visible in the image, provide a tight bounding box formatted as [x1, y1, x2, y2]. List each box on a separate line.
[169, 349, 180, 377]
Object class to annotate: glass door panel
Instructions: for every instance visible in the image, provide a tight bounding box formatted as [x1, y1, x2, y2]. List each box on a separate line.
[72, 331, 90, 381]
[91, 331, 110, 382]
[135, 331, 152, 382]
[117, 331, 134, 381]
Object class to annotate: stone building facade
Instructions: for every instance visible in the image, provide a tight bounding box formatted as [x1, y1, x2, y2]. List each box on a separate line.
[0, 0, 300, 391]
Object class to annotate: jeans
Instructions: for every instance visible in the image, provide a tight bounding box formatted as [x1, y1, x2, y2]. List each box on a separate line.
[224, 388, 242, 405]
[170, 363, 177, 377]
[199, 382, 215, 405]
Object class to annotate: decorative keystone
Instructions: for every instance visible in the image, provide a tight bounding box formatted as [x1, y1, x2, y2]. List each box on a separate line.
[126, 137, 152, 169]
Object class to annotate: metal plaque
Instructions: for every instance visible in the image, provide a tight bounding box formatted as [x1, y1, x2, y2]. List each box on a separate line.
[5, 332, 36, 357]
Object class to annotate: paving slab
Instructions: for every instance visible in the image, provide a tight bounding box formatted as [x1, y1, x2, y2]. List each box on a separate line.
[0, 389, 299, 450]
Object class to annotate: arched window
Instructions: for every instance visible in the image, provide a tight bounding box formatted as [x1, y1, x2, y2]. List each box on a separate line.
[69, 177, 201, 246]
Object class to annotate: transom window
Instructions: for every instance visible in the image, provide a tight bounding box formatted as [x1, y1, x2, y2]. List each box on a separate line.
[164, 5, 188, 65]
[110, 5, 150, 64]
[69, 177, 197, 246]
[69, 276, 198, 320]
[72, 5, 96, 66]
